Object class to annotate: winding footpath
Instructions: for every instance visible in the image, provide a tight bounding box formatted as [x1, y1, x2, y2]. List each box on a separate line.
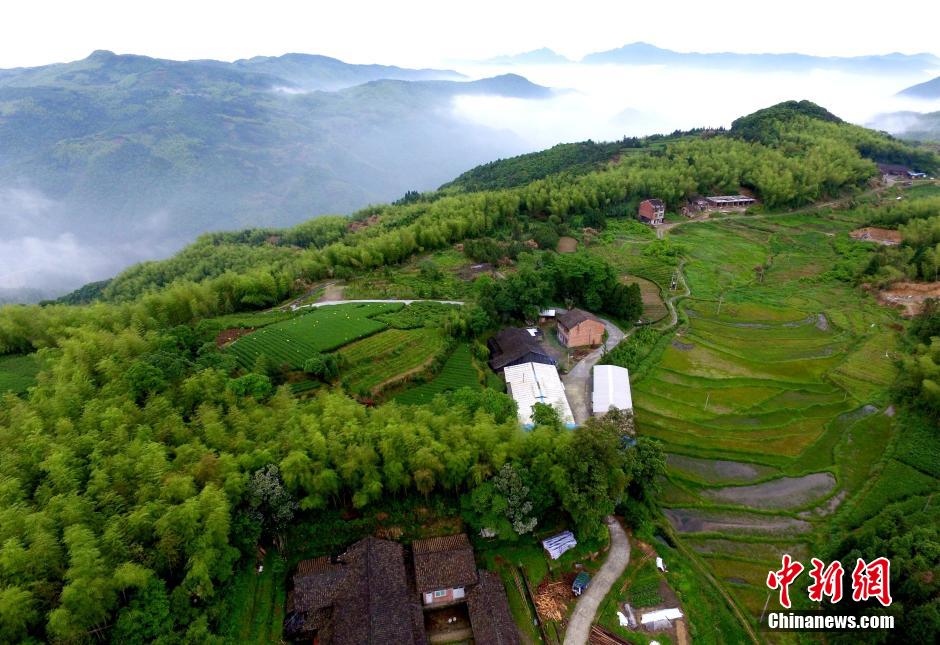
[562, 516, 631, 645]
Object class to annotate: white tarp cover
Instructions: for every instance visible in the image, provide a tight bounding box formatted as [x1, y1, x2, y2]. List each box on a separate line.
[592, 365, 633, 415]
[505, 362, 575, 427]
[541, 530, 577, 559]
[641, 608, 684, 624]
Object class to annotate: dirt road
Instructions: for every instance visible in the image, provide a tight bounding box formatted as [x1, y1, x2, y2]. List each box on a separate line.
[562, 516, 630, 645]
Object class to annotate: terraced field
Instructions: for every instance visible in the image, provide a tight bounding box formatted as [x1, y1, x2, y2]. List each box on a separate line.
[394, 344, 481, 404]
[227, 303, 400, 369]
[634, 212, 921, 629]
[338, 328, 449, 394]
[623, 274, 668, 322]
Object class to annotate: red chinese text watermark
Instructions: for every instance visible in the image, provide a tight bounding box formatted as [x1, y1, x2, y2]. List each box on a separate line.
[766, 555, 891, 608]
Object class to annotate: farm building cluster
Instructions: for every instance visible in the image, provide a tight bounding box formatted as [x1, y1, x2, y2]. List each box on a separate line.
[284, 534, 518, 644]
[490, 308, 633, 429]
[639, 194, 758, 225]
[878, 163, 928, 183]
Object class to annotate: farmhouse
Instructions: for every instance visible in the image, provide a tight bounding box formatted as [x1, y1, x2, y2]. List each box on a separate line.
[284, 534, 519, 644]
[557, 308, 605, 348]
[682, 197, 709, 217]
[877, 163, 926, 181]
[283, 537, 426, 644]
[638, 198, 666, 225]
[466, 571, 520, 645]
[592, 365, 633, 415]
[412, 534, 479, 607]
[488, 327, 556, 372]
[504, 362, 576, 428]
[704, 195, 756, 210]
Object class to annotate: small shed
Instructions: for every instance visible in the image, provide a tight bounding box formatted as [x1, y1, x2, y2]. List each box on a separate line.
[572, 571, 591, 596]
[641, 607, 684, 631]
[542, 531, 577, 560]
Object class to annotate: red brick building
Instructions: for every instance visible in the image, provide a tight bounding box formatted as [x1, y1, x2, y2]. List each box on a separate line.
[557, 309, 605, 348]
[638, 198, 665, 225]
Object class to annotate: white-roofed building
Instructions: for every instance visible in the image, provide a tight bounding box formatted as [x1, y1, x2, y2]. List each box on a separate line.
[504, 362, 575, 428]
[592, 365, 633, 416]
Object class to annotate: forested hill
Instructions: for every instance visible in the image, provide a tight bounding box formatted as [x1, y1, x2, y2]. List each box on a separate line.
[0, 51, 550, 299]
[49, 100, 938, 306]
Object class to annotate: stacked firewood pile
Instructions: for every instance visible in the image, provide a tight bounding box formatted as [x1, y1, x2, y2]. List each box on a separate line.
[534, 579, 573, 622]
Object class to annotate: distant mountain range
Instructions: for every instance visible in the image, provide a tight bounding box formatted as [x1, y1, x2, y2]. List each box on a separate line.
[481, 48, 574, 65]
[869, 110, 940, 142]
[899, 75, 940, 98]
[479, 42, 940, 74]
[0, 51, 552, 299]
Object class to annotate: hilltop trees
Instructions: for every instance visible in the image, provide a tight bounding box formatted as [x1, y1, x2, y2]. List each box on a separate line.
[474, 251, 643, 323]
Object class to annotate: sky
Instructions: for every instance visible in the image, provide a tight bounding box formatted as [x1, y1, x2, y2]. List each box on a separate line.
[2, 0, 940, 69]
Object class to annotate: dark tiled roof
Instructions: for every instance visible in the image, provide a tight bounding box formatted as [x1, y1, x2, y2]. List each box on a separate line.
[292, 557, 347, 614]
[411, 533, 478, 592]
[488, 328, 553, 370]
[468, 570, 520, 645]
[334, 537, 425, 645]
[878, 163, 912, 175]
[643, 198, 665, 208]
[557, 308, 601, 330]
[286, 537, 425, 644]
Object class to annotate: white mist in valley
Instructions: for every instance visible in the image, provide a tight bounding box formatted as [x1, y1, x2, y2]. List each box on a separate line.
[451, 62, 940, 147]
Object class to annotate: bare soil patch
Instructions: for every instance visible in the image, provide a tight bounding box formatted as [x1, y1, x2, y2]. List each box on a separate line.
[557, 236, 578, 253]
[701, 472, 836, 510]
[663, 508, 811, 536]
[215, 327, 254, 348]
[318, 283, 346, 302]
[667, 454, 777, 484]
[850, 227, 902, 245]
[875, 281, 940, 317]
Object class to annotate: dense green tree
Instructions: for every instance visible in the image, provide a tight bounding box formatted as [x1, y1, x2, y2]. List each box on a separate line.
[302, 353, 341, 380]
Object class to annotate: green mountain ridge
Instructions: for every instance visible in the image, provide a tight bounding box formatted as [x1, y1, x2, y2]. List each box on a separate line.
[58, 100, 938, 304]
[0, 51, 554, 298]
